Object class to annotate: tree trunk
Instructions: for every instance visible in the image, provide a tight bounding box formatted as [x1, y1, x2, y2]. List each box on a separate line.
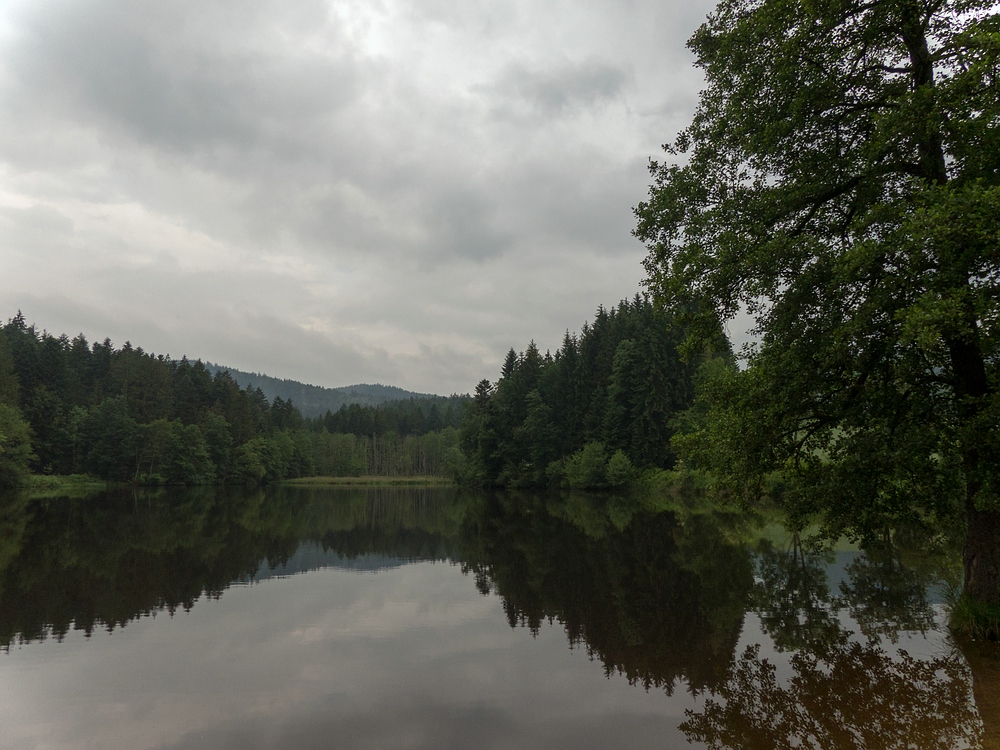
[899, 1, 948, 186]
[951, 333, 1000, 607]
[965, 492, 1000, 609]
[956, 391, 1000, 608]
[898, 2, 1000, 607]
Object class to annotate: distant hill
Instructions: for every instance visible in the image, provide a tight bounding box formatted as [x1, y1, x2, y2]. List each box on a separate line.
[203, 363, 447, 418]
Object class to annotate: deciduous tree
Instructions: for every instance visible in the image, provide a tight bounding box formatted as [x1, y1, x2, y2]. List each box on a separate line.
[636, 0, 1000, 609]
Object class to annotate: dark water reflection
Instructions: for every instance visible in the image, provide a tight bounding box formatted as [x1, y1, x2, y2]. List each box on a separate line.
[0, 487, 995, 749]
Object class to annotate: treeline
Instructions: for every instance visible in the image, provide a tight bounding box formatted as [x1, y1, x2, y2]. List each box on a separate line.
[460, 494, 753, 691]
[314, 397, 464, 437]
[0, 313, 465, 487]
[458, 296, 730, 488]
[0, 301, 726, 490]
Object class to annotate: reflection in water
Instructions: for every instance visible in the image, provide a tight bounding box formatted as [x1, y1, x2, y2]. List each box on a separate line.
[0, 487, 996, 749]
[750, 539, 940, 649]
[460, 492, 754, 692]
[466, 496, 990, 749]
[683, 640, 979, 750]
[0, 486, 461, 647]
[724, 535, 983, 750]
[751, 540, 841, 653]
[839, 545, 939, 642]
[959, 637, 1000, 750]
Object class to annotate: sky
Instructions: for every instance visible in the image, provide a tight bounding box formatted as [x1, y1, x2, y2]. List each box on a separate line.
[0, 0, 718, 395]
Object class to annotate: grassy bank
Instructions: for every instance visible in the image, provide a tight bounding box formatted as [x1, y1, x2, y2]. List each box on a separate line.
[280, 476, 456, 488]
[28, 474, 113, 498]
[951, 596, 1000, 642]
[20, 474, 456, 496]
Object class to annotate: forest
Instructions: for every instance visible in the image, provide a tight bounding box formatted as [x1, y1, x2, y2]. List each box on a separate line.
[0, 296, 714, 492]
[0, 312, 465, 487]
[457, 295, 729, 489]
[631, 0, 1000, 622]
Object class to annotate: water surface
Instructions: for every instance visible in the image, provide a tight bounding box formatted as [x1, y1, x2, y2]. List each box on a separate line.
[0, 487, 995, 749]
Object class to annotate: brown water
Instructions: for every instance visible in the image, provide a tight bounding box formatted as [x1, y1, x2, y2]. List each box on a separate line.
[0, 486, 995, 749]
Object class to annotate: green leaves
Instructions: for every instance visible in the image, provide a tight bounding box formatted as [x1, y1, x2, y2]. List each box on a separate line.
[639, 0, 1000, 552]
[0, 404, 33, 488]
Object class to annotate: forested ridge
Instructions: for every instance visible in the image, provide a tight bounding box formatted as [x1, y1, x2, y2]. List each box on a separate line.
[0, 312, 465, 487]
[201, 363, 439, 418]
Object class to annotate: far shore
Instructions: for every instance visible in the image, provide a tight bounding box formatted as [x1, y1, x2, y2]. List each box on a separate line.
[20, 474, 456, 498]
[279, 476, 456, 487]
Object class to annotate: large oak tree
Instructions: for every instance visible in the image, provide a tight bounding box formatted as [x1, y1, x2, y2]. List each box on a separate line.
[636, 1, 1000, 609]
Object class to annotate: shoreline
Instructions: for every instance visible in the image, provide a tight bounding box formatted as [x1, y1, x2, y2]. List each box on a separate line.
[19, 474, 456, 499]
[279, 476, 456, 487]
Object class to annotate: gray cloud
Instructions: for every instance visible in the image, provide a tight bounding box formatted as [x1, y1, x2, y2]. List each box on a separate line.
[0, 0, 718, 394]
[0, 203, 75, 236]
[490, 58, 629, 115]
[7, 0, 362, 153]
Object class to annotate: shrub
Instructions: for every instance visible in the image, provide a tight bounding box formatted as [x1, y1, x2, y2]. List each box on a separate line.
[565, 442, 608, 489]
[606, 450, 637, 488]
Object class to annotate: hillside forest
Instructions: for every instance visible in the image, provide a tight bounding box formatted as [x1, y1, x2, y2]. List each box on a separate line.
[0, 312, 466, 487]
[0, 299, 718, 489]
[201, 363, 438, 418]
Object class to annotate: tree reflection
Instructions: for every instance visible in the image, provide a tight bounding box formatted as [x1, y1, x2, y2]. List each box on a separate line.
[682, 640, 980, 750]
[2, 485, 991, 749]
[0, 486, 463, 647]
[461, 496, 989, 749]
[838, 544, 937, 642]
[0, 491, 29, 607]
[956, 637, 1000, 750]
[689, 534, 982, 750]
[460, 492, 755, 693]
[751, 538, 841, 652]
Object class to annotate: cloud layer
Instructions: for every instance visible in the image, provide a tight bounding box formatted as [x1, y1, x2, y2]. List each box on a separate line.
[0, 0, 715, 393]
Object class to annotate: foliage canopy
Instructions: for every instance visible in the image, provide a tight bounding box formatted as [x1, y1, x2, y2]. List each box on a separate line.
[636, 1, 1000, 602]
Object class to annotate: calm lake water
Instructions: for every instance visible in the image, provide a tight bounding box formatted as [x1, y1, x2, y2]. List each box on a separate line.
[0, 486, 997, 750]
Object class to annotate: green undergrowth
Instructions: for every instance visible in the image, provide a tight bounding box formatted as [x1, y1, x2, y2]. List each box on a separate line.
[28, 474, 113, 498]
[950, 596, 1000, 642]
[636, 465, 714, 498]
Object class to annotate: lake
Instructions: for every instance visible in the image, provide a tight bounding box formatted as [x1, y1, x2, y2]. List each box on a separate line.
[0, 486, 996, 749]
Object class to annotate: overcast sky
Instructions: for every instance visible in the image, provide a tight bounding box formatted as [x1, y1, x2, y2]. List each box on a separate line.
[0, 0, 717, 395]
